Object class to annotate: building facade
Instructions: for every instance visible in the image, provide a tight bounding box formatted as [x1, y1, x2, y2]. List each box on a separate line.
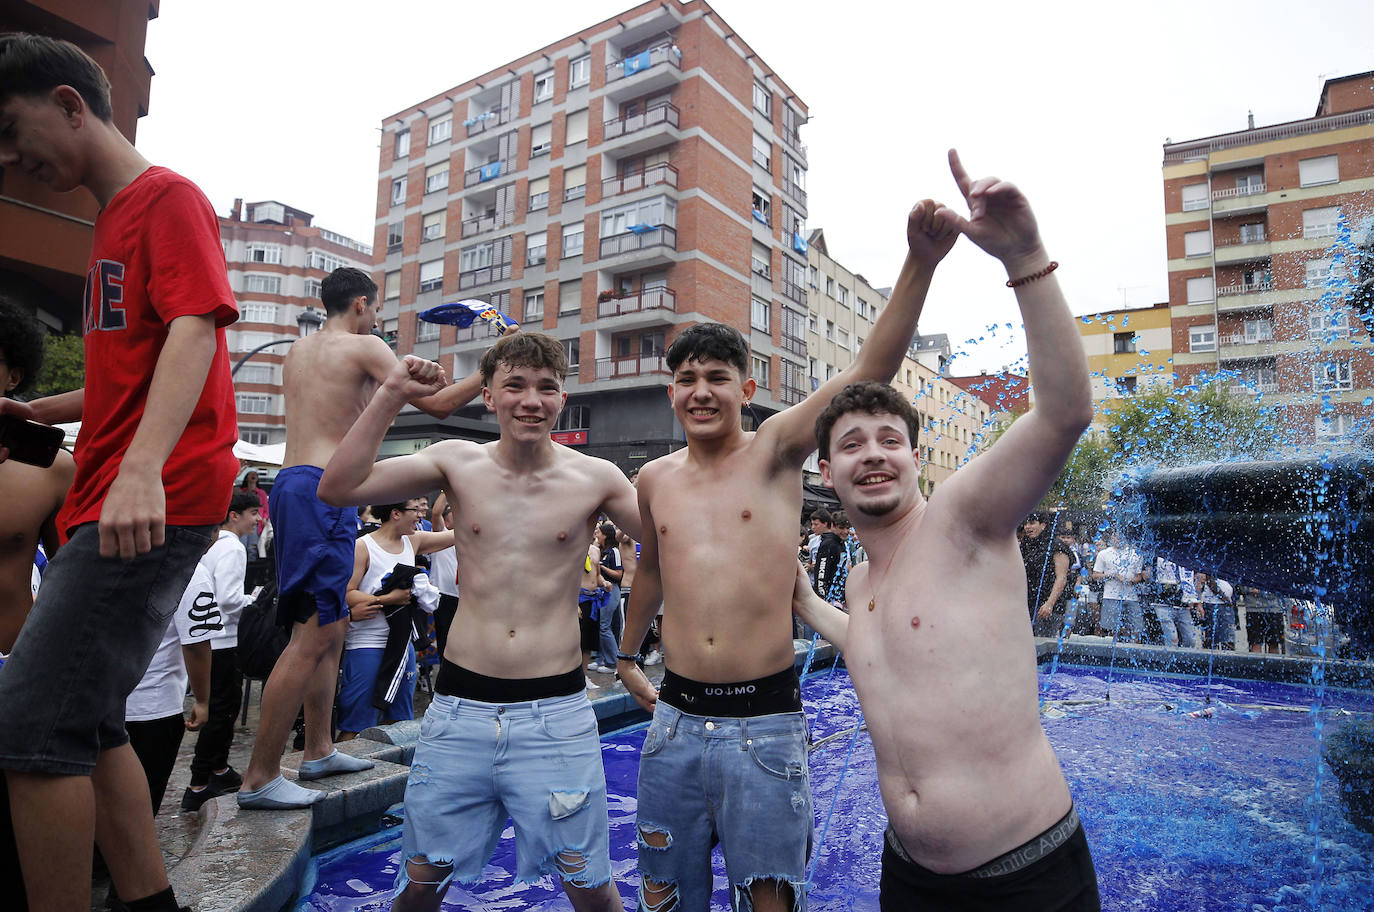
[1162, 71, 1374, 444]
[1074, 301, 1175, 431]
[803, 228, 885, 386]
[892, 361, 992, 495]
[220, 200, 373, 445]
[375, 0, 810, 469]
[0, 1, 158, 333]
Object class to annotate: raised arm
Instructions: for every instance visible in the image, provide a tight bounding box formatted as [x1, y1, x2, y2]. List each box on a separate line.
[761, 199, 959, 465]
[409, 529, 457, 556]
[617, 471, 662, 712]
[318, 356, 448, 507]
[938, 149, 1092, 540]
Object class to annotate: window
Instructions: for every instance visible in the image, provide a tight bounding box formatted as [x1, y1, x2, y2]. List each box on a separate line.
[1236, 173, 1264, 194]
[243, 274, 281, 295]
[1299, 154, 1339, 187]
[1180, 183, 1208, 212]
[753, 81, 771, 115]
[428, 113, 452, 145]
[1243, 319, 1274, 343]
[1186, 276, 1213, 303]
[554, 404, 588, 431]
[808, 265, 818, 288]
[1309, 308, 1350, 339]
[422, 211, 444, 242]
[562, 338, 580, 369]
[825, 277, 835, 297]
[533, 70, 554, 103]
[1184, 230, 1211, 258]
[305, 278, 322, 299]
[524, 290, 545, 320]
[751, 297, 770, 332]
[857, 298, 869, 319]
[394, 129, 410, 158]
[825, 320, 834, 340]
[570, 55, 591, 88]
[751, 188, 771, 225]
[384, 271, 400, 300]
[460, 241, 496, 273]
[425, 162, 449, 193]
[837, 286, 849, 306]
[531, 122, 552, 157]
[565, 109, 589, 146]
[241, 302, 277, 324]
[392, 177, 407, 206]
[1116, 376, 1137, 395]
[419, 259, 443, 292]
[526, 231, 547, 266]
[751, 353, 770, 387]
[563, 165, 587, 201]
[387, 222, 403, 252]
[562, 224, 584, 258]
[1306, 258, 1348, 288]
[236, 394, 272, 415]
[752, 132, 771, 171]
[1239, 222, 1265, 244]
[306, 250, 345, 272]
[1316, 413, 1353, 440]
[528, 176, 550, 212]
[416, 316, 440, 342]
[236, 364, 273, 384]
[808, 315, 817, 333]
[1113, 331, 1136, 354]
[837, 327, 850, 349]
[1189, 324, 1216, 352]
[1313, 359, 1353, 391]
[245, 243, 282, 264]
[1303, 206, 1341, 239]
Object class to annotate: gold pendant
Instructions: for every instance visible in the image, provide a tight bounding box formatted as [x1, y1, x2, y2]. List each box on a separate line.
[867, 597, 876, 612]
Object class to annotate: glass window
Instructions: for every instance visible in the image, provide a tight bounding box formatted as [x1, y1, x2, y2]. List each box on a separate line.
[422, 211, 445, 242]
[565, 109, 589, 146]
[1185, 276, 1213, 303]
[524, 290, 545, 320]
[416, 315, 440, 342]
[533, 70, 555, 103]
[528, 176, 550, 212]
[570, 55, 591, 88]
[428, 114, 452, 145]
[236, 393, 272, 415]
[394, 129, 410, 158]
[563, 165, 587, 201]
[531, 122, 552, 156]
[241, 302, 277, 324]
[245, 243, 282, 264]
[392, 177, 407, 206]
[751, 242, 771, 278]
[751, 297, 770, 332]
[305, 278, 322, 299]
[526, 231, 547, 266]
[1188, 324, 1216, 352]
[419, 259, 444, 292]
[425, 162, 449, 193]
[1302, 206, 1341, 239]
[562, 224, 584, 258]
[243, 274, 281, 295]
[387, 222, 403, 251]
[559, 280, 581, 315]
[384, 271, 400, 300]
[1113, 331, 1136, 354]
[751, 354, 770, 387]
[1180, 184, 1208, 211]
[1312, 359, 1352, 391]
[753, 81, 771, 115]
[752, 133, 771, 171]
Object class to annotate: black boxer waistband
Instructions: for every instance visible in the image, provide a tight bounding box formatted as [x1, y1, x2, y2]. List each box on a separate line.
[659, 666, 802, 718]
[435, 659, 585, 702]
[887, 804, 1082, 879]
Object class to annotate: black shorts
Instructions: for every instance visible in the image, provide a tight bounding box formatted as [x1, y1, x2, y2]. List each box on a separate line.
[1246, 610, 1284, 646]
[880, 806, 1101, 912]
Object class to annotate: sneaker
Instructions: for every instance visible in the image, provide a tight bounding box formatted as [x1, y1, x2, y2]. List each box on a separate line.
[584, 675, 600, 690]
[590, 663, 616, 674]
[211, 766, 243, 792]
[643, 649, 664, 666]
[179, 782, 224, 812]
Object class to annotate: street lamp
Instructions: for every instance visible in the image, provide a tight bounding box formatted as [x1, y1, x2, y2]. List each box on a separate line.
[231, 306, 326, 376]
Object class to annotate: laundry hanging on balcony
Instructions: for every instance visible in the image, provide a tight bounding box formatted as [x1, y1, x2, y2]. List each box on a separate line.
[479, 162, 503, 181]
[627, 222, 659, 235]
[793, 232, 808, 254]
[622, 50, 653, 76]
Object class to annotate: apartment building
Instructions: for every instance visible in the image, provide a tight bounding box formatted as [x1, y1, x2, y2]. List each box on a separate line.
[0, 1, 158, 333]
[1162, 70, 1374, 444]
[803, 228, 886, 386]
[375, 0, 810, 468]
[1074, 301, 1175, 431]
[892, 359, 992, 495]
[219, 200, 373, 445]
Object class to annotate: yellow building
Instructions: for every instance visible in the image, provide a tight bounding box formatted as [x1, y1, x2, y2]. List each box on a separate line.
[892, 357, 992, 495]
[1075, 301, 1175, 431]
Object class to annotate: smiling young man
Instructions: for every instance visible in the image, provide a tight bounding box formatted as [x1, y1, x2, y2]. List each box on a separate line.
[318, 332, 639, 912]
[790, 153, 1101, 911]
[615, 187, 959, 910]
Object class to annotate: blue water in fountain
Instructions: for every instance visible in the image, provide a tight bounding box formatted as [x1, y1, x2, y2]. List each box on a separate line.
[299, 665, 1374, 912]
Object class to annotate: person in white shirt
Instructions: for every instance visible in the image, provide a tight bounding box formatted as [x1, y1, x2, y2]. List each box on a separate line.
[1092, 534, 1147, 642]
[1150, 558, 1197, 649]
[1196, 573, 1236, 650]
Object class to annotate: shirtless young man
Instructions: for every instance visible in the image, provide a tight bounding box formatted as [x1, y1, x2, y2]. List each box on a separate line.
[790, 152, 1100, 911]
[616, 192, 958, 911]
[318, 332, 640, 912]
[238, 266, 486, 809]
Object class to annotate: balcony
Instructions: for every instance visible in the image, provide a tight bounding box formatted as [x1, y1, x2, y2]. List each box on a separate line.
[1213, 237, 1270, 265]
[1164, 109, 1374, 164]
[778, 385, 806, 406]
[599, 225, 676, 263]
[595, 354, 670, 381]
[603, 44, 682, 100]
[782, 180, 807, 208]
[597, 286, 676, 319]
[464, 159, 511, 188]
[1211, 183, 1269, 217]
[1228, 382, 1279, 396]
[782, 279, 806, 306]
[1211, 183, 1265, 201]
[457, 262, 512, 290]
[464, 106, 510, 138]
[461, 213, 501, 238]
[781, 128, 807, 164]
[602, 104, 681, 157]
[1216, 280, 1273, 297]
[780, 333, 807, 357]
[602, 163, 678, 199]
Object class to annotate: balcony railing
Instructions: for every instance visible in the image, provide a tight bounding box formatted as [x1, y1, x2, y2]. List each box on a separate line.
[781, 128, 807, 159]
[599, 225, 677, 258]
[783, 180, 807, 207]
[1229, 382, 1279, 396]
[602, 163, 678, 199]
[1164, 109, 1374, 163]
[1216, 280, 1274, 297]
[1215, 233, 1267, 248]
[1212, 183, 1266, 200]
[464, 159, 511, 188]
[595, 354, 670, 380]
[782, 280, 806, 305]
[780, 333, 807, 357]
[457, 262, 512, 290]
[604, 44, 681, 83]
[779, 385, 806, 405]
[604, 103, 680, 142]
[1220, 331, 1274, 345]
[461, 213, 498, 236]
[597, 287, 676, 318]
[464, 106, 509, 138]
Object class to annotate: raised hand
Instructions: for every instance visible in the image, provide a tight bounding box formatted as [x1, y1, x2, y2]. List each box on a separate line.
[384, 355, 447, 401]
[905, 198, 960, 269]
[945, 148, 1046, 271]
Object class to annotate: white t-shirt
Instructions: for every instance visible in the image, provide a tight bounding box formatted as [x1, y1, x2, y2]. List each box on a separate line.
[346, 534, 415, 651]
[1155, 558, 1181, 587]
[1094, 546, 1144, 602]
[1198, 578, 1234, 605]
[1179, 567, 1198, 603]
[203, 530, 250, 649]
[430, 545, 459, 598]
[127, 563, 218, 721]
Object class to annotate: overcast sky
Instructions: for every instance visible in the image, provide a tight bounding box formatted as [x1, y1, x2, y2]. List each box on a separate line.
[137, 0, 1374, 373]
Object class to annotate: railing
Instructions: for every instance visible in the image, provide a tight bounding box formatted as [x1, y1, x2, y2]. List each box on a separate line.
[1229, 382, 1280, 396]
[778, 385, 806, 405]
[464, 159, 512, 188]
[1212, 182, 1266, 200]
[602, 163, 678, 198]
[604, 103, 680, 141]
[1216, 280, 1274, 297]
[783, 180, 807, 206]
[604, 44, 681, 83]
[461, 213, 498, 236]
[1220, 331, 1273, 346]
[594, 354, 670, 380]
[464, 106, 509, 137]
[457, 262, 512, 290]
[599, 225, 676, 258]
[781, 128, 807, 159]
[780, 334, 807, 357]
[782, 280, 806, 305]
[1163, 109, 1374, 163]
[1215, 233, 1267, 248]
[528, 191, 549, 211]
[597, 287, 676, 318]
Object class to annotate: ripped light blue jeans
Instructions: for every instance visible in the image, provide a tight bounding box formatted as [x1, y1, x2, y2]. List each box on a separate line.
[394, 690, 612, 893]
[635, 701, 812, 911]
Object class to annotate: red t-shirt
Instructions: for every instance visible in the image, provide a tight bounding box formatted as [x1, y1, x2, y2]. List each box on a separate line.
[60, 166, 240, 536]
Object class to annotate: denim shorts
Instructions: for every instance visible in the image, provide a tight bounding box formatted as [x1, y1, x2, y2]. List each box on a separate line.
[0, 522, 214, 775]
[1099, 599, 1143, 636]
[636, 701, 813, 910]
[396, 690, 612, 892]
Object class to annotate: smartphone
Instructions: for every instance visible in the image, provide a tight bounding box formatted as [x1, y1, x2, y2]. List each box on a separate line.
[0, 414, 64, 468]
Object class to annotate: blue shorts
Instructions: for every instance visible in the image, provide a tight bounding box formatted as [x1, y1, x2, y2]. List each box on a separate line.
[338, 645, 416, 733]
[636, 701, 813, 910]
[269, 465, 353, 626]
[1099, 599, 1143, 636]
[396, 690, 612, 892]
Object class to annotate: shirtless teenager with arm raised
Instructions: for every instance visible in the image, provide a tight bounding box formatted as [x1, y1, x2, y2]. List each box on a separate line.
[615, 193, 957, 911]
[791, 150, 1100, 911]
[319, 332, 639, 912]
[238, 266, 489, 809]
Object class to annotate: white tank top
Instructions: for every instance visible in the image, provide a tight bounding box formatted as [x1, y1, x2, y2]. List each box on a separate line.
[346, 534, 415, 651]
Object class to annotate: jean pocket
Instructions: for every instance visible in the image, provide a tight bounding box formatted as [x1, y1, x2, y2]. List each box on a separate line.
[747, 733, 807, 780]
[420, 703, 449, 741]
[640, 720, 668, 758]
[539, 704, 598, 740]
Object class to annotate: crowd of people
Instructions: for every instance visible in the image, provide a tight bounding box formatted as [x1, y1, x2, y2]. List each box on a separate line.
[0, 33, 1109, 912]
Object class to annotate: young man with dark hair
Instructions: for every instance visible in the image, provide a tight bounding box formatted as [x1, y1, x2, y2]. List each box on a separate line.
[1020, 510, 1074, 637]
[617, 186, 959, 910]
[0, 33, 240, 912]
[319, 331, 639, 912]
[238, 266, 490, 809]
[791, 152, 1100, 910]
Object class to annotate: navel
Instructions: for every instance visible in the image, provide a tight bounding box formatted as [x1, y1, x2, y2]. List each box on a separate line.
[911, 616, 921, 629]
[741, 509, 751, 521]
[508, 630, 516, 638]
[707, 637, 714, 646]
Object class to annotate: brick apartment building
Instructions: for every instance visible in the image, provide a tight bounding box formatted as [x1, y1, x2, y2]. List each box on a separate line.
[1162, 70, 1374, 444]
[375, 0, 811, 468]
[219, 200, 373, 445]
[1074, 301, 1175, 432]
[0, 1, 158, 333]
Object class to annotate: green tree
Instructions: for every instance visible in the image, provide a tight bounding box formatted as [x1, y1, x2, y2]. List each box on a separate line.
[33, 333, 84, 397]
[983, 414, 1110, 511]
[1101, 382, 1281, 466]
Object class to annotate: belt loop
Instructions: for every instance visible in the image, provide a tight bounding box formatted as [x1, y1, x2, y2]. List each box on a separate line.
[739, 717, 750, 749]
[448, 696, 462, 720]
[666, 706, 680, 740]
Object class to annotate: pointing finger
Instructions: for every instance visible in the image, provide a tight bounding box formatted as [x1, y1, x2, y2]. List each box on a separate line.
[948, 148, 973, 200]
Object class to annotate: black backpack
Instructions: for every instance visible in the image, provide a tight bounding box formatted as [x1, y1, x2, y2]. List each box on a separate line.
[235, 579, 289, 680]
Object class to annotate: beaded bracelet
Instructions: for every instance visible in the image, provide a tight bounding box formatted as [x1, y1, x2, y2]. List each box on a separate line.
[1006, 260, 1059, 288]
[616, 651, 640, 663]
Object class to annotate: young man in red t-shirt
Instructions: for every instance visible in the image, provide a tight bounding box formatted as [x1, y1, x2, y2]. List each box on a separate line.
[0, 34, 239, 912]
